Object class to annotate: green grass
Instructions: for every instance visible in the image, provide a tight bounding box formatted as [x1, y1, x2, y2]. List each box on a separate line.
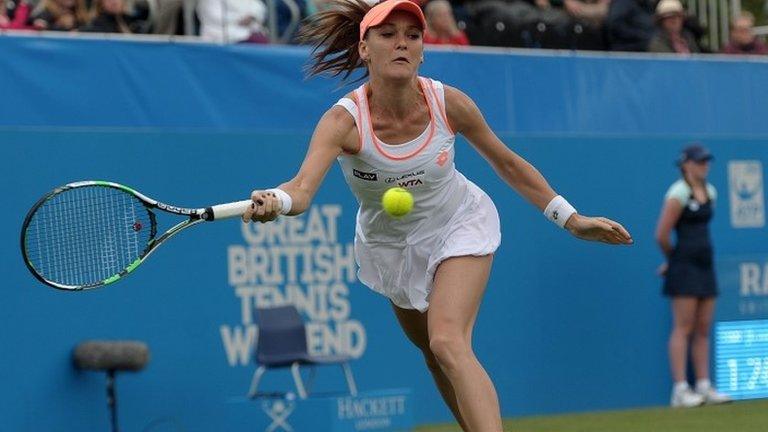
[415, 399, 768, 432]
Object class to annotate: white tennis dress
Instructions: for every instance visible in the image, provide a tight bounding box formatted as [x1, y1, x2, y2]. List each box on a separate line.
[335, 77, 501, 311]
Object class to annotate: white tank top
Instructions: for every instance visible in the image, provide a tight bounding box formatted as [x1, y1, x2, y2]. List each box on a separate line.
[335, 77, 471, 245]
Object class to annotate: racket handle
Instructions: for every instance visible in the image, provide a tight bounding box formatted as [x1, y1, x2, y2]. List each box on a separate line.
[203, 200, 253, 221]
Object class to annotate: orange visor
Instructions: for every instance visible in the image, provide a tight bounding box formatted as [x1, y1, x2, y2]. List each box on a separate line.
[359, 0, 427, 42]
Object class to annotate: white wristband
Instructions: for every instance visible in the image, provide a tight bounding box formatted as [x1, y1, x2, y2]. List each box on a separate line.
[266, 188, 292, 215]
[543, 195, 577, 228]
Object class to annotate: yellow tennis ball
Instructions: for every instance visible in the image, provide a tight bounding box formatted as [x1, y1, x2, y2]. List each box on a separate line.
[382, 187, 414, 217]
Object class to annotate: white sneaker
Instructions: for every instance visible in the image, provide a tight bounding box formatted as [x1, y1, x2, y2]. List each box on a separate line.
[671, 385, 705, 408]
[696, 387, 733, 405]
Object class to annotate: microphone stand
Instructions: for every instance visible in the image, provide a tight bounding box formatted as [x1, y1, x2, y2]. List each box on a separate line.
[106, 369, 119, 432]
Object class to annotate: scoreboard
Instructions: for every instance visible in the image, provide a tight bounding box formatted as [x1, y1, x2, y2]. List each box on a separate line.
[715, 320, 768, 399]
[714, 254, 768, 400]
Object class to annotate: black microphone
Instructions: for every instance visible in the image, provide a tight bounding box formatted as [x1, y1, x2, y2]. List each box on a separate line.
[73, 340, 150, 372]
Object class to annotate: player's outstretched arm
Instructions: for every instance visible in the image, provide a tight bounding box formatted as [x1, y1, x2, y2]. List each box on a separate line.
[444, 86, 632, 245]
[243, 106, 356, 223]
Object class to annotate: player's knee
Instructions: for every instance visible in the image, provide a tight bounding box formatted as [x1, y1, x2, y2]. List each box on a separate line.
[428, 333, 470, 370]
[694, 322, 711, 339]
[673, 321, 695, 337]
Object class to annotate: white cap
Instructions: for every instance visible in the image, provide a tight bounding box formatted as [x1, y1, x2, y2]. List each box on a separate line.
[656, 0, 684, 17]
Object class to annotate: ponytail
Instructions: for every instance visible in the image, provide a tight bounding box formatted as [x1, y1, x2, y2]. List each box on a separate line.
[298, 0, 373, 82]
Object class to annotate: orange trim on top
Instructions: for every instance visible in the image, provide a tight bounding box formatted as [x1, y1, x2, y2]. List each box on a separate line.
[426, 79, 455, 136]
[365, 78, 435, 161]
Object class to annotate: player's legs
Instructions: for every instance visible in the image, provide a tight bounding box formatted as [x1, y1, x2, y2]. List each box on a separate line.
[691, 297, 716, 380]
[391, 304, 469, 431]
[428, 254, 502, 432]
[690, 297, 730, 403]
[669, 296, 698, 382]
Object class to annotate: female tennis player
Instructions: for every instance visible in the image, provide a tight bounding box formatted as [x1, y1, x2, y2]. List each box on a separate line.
[242, 1, 633, 430]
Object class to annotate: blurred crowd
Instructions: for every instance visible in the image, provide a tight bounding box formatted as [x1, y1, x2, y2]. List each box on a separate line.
[1, 0, 766, 54]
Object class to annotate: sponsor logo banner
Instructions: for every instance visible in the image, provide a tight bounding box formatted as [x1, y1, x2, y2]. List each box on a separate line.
[728, 160, 765, 228]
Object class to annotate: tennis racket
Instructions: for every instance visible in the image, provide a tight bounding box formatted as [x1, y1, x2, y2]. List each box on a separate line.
[21, 181, 253, 291]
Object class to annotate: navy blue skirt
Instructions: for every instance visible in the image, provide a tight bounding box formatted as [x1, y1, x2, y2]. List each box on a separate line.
[663, 251, 718, 298]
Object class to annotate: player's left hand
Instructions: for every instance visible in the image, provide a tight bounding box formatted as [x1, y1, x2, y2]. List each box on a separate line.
[564, 214, 633, 245]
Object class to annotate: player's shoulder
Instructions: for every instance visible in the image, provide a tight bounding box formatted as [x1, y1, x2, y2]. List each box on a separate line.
[442, 84, 470, 106]
[325, 98, 356, 127]
[441, 84, 482, 134]
[665, 179, 690, 205]
[319, 100, 358, 152]
[666, 179, 690, 194]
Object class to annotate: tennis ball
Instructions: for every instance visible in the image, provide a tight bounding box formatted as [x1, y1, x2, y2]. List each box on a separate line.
[382, 187, 414, 217]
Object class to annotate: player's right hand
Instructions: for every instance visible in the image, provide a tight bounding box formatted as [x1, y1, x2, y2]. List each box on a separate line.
[242, 190, 281, 223]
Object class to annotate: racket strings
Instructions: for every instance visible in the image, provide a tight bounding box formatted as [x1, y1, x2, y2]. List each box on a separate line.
[24, 186, 153, 287]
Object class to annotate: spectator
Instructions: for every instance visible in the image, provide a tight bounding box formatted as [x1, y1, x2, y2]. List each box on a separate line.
[197, 0, 269, 44]
[647, 0, 700, 53]
[655, 144, 732, 407]
[81, 0, 147, 34]
[424, 0, 469, 45]
[722, 12, 768, 55]
[153, 0, 184, 35]
[605, 0, 654, 51]
[28, 0, 90, 31]
[463, 0, 569, 48]
[564, 0, 610, 28]
[1, 0, 33, 30]
[563, 0, 610, 49]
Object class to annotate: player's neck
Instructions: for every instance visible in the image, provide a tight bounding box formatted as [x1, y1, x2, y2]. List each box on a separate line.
[366, 77, 422, 120]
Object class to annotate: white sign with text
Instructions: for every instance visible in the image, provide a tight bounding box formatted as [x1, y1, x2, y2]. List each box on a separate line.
[728, 160, 765, 228]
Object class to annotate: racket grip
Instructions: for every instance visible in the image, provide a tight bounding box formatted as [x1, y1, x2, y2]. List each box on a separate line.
[203, 200, 253, 221]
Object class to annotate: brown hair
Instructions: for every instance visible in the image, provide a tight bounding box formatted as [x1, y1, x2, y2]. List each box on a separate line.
[297, 0, 373, 82]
